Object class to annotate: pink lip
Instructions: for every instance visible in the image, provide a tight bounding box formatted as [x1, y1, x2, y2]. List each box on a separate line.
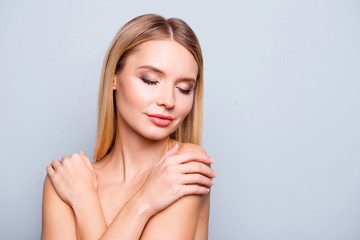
[147, 114, 173, 127]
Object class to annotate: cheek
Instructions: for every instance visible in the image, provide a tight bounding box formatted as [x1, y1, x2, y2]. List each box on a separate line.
[176, 95, 194, 118]
[119, 78, 153, 108]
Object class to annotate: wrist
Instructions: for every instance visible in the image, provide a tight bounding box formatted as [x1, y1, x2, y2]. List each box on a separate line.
[127, 190, 154, 219]
[71, 190, 99, 210]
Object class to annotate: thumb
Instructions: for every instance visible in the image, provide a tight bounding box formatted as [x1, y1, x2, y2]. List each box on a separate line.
[160, 143, 180, 162]
[80, 151, 93, 170]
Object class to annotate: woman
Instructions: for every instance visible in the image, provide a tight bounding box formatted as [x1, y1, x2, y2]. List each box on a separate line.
[42, 14, 216, 240]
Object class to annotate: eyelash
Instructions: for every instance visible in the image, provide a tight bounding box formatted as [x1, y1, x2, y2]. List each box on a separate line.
[178, 88, 191, 95]
[140, 76, 157, 85]
[140, 76, 191, 95]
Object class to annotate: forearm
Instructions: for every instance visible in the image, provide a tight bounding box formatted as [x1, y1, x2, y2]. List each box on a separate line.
[72, 191, 152, 240]
[72, 193, 107, 240]
[100, 193, 152, 240]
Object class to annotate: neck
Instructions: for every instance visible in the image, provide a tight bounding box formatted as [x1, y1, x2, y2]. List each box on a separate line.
[103, 119, 172, 182]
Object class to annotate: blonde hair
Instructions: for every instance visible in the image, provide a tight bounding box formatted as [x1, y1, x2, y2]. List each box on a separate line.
[93, 14, 204, 160]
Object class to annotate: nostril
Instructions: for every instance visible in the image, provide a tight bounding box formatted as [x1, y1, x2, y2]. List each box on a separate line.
[156, 93, 175, 108]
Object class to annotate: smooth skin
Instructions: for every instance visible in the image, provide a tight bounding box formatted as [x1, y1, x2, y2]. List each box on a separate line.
[42, 40, 215, 239]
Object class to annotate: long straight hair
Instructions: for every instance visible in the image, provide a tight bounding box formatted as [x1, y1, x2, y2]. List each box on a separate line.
[93, 14, 204, 160]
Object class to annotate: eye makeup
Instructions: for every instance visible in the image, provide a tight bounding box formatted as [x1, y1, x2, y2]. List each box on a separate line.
[136, 66, 195, 95]
[177, 87, 191, 95]
[140, 75, 158, 85]
[176, 81, 194, 95]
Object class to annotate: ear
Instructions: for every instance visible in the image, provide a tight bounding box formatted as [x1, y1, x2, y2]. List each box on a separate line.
[112, 74, 118, 90]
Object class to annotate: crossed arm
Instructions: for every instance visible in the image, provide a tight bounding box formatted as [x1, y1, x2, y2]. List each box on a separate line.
[41, 144, 214, 240]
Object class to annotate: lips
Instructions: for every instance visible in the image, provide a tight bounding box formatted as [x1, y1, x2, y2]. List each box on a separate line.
[147, 114, 173, 127]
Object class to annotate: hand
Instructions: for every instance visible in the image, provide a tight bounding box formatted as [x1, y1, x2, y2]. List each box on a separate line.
[46, 151, 98, 207]
[137, 144, 216, 216]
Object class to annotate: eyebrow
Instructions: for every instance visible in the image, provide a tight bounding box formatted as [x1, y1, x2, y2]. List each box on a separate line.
[136, 65, 196, 83]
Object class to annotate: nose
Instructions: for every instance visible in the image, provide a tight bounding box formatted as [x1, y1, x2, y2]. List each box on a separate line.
[156, 88, 175, 109]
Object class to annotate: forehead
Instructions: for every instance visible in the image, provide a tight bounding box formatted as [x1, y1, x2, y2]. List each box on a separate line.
[125, 40, 198, 78]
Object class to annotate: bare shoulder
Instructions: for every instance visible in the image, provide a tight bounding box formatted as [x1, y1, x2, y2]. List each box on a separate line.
[178, 143, 211, 240]
[41, 175, 77, 240]
[178, 142, 207, 155]
[140, 142, 210, 240]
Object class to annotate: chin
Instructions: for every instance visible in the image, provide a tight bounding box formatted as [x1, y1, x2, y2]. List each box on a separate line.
[139, 127, 178, 142]
[141, 132, 173, 141]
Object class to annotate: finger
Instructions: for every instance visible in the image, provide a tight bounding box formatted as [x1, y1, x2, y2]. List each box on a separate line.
[181, 173, 214, 188]
[169, 151, 213, 165]
[46, 164, 55, 177]
[160, 143, 180, 162]
[79, 151, 93, 169]
[175, 161, 216, 178]
[181, 184, 210, 196]
[164, 143, 180, 158]
[61, 154, 70, 163]
[71, 152, 82, 160]
[51, 159, 62, 171]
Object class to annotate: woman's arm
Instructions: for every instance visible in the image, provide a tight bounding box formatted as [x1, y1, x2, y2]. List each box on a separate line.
[41, 175, 77, 240]
[42, 151, 108, 239]
[140, 194, 206, 239]
[43, 151, 155, 240]
[194, 192, 211, 239]
[140, 143, 212, 240]
[43, 144, 215, 240]
[42, 173, 152, 240]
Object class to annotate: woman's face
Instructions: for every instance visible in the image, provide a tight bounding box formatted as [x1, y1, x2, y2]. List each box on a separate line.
[113, 40, 198, 141]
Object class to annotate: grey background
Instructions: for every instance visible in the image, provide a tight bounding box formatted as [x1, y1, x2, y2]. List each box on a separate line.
[1, 0, 359, 239]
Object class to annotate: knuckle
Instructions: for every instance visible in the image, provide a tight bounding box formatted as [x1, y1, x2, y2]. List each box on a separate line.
[196, 186, 207, 194]
[57, 165, 64, 173]
[189, 151, 198, 159]
[192, 185, 201, 193]
[171, 174, 180, 183]
[195, 162, 202, 171]
[62, 158, 69, 165]
[190, 150, 205, 159]
[164, 156, 174, 165]
[62, 159, 69, 167]
[165, 165, 174, 174]
[177, 186, 184, 197]
[52, 173, 59, 182]
[171, 184, 180, 196]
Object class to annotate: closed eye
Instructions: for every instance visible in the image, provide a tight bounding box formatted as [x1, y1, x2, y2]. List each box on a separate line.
[140, 76, 158, 85]
[177, 87, 191, 95]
